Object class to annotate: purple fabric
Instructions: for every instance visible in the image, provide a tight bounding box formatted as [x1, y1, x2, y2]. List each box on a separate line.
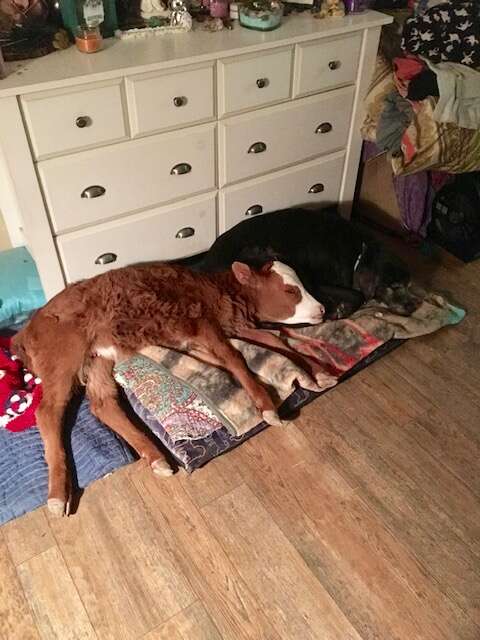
[394, 170, 432, 236]
[361, 141, 434, 237]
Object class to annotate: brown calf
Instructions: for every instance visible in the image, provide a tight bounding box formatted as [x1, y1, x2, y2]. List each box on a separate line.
[13, 260, 325, 516]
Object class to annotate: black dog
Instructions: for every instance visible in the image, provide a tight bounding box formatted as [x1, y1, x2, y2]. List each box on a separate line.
[191, 207, 414, 319]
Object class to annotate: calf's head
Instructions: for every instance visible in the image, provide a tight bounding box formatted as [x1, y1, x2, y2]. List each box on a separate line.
[232, 261, 325, 325]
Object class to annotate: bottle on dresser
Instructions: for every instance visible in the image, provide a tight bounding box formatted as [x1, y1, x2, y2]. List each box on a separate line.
[59, 0, 118, 37]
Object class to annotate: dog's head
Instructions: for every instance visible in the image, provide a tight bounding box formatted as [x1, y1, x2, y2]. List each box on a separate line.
[353, 241, 411, 300]
[232, 260, 325, 325]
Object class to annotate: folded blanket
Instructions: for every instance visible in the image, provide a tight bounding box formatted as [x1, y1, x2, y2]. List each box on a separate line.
[115, 288, 465, 441]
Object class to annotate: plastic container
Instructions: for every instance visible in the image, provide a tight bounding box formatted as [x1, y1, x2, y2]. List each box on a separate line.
[239, 0, 283, 30]
[75, 25, 104, 52]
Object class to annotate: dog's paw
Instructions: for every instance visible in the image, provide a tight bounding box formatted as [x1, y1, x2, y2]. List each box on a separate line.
[262, 410, 287, 427]
[47, 498, 68, 517]
[151, 458, 174, 478]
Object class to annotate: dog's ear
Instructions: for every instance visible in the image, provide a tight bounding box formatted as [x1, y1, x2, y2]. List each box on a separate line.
[353, 242, 380, 299]
[353, 268, 379, 300]
[232, 262, 252, 285]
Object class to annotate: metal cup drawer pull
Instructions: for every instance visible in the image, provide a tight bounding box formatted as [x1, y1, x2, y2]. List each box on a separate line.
[173, 96, 187, 107]
[75, 115, 92, 128]
[81, 185, 106, 199]
[308, 183, 325, 194]
[256, 78, 269, 89]
[248, 141, 267, 154]
[328, 60, 341, 71]
[315, 122, 333, 135]
[95, 252, 117, 265]
[245, 204, 263, 216]
[176, 226, 195, 239]
[170, 162, 192, 175]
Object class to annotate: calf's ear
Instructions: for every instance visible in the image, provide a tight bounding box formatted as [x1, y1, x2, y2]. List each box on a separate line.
[232, 262, 252, 285]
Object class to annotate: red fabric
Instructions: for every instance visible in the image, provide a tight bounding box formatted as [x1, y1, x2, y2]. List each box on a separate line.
[0, 336, 42, 432]
[393, 56, 425, 97]
[431, 171, 453, 192]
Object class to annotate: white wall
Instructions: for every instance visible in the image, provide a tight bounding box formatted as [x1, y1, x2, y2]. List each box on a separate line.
[0, 146, 26, 250]
[0, 211, 12, 251]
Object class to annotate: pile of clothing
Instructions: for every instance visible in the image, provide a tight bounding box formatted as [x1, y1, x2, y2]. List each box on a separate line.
[360, 0, 480, 237]
[377, 0, 480, 157]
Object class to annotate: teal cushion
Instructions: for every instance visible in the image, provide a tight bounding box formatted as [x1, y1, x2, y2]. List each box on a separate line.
[0, 247, 45, 328]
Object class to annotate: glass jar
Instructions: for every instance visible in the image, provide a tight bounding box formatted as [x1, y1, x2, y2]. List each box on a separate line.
[239, 0, 283, 31]
[210, 0, 229, 17]
[344, 0, 368, 13]
[75, 25, 103, 53]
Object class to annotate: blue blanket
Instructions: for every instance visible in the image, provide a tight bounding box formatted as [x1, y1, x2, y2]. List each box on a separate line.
[0, 397, 134, 526]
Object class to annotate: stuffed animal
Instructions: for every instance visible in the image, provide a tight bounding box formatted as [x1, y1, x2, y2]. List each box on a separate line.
[315, 0, 345, 18]
[0, 337, 42, 433]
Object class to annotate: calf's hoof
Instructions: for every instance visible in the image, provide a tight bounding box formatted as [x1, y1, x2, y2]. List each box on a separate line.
[47, 497, 70, 517]
[314, 371, 337, 388]
[151, 458, 174, 478]
[262, 410, 287, 427]
[299, 375, 321, 393]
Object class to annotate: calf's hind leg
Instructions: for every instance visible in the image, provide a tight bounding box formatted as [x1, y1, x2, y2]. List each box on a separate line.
[36, 375, 77, 517]
[86, 356, 173, 477]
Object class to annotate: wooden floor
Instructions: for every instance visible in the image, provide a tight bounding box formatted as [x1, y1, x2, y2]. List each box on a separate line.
[2, 240, 480, 640]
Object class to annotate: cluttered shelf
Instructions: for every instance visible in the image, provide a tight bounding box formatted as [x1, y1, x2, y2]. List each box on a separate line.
[0, 11, 390, 96]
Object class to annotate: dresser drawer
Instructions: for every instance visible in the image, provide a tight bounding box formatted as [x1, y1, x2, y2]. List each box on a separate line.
[219, 152, 345, 232]
[38, 123, 216, 234]
[21, 80, 128, 160]
[127, 63, 215, 136]
[57, 193, 217, 283]
[219, 87, 353, 186]
[294, 33, 362, 98]
[218, 47, 293, 116]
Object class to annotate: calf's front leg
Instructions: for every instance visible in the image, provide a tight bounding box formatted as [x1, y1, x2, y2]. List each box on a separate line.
[190, 322, 285, 427]
[236, 327, 335, 388]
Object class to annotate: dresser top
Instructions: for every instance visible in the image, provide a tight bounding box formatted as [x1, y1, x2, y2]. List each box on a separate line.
[0, 11, 391, 97]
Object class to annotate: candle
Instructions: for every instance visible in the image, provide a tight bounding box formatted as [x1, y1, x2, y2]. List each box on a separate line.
[75, 26, 103, 53]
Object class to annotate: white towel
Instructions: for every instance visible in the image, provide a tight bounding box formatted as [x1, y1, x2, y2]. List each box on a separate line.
[427, 60, 480, 130]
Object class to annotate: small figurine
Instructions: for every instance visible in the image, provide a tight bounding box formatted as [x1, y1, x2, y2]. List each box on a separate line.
[314, 0, 345, 18]
[170, 0, 193, 28]
[140, 0, 170, 22]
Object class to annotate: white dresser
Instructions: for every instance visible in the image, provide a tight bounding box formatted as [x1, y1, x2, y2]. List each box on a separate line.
[0, 12, 390, 299]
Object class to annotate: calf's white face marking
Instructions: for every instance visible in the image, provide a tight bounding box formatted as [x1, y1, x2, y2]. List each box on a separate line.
[271, 261, 325, 325]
